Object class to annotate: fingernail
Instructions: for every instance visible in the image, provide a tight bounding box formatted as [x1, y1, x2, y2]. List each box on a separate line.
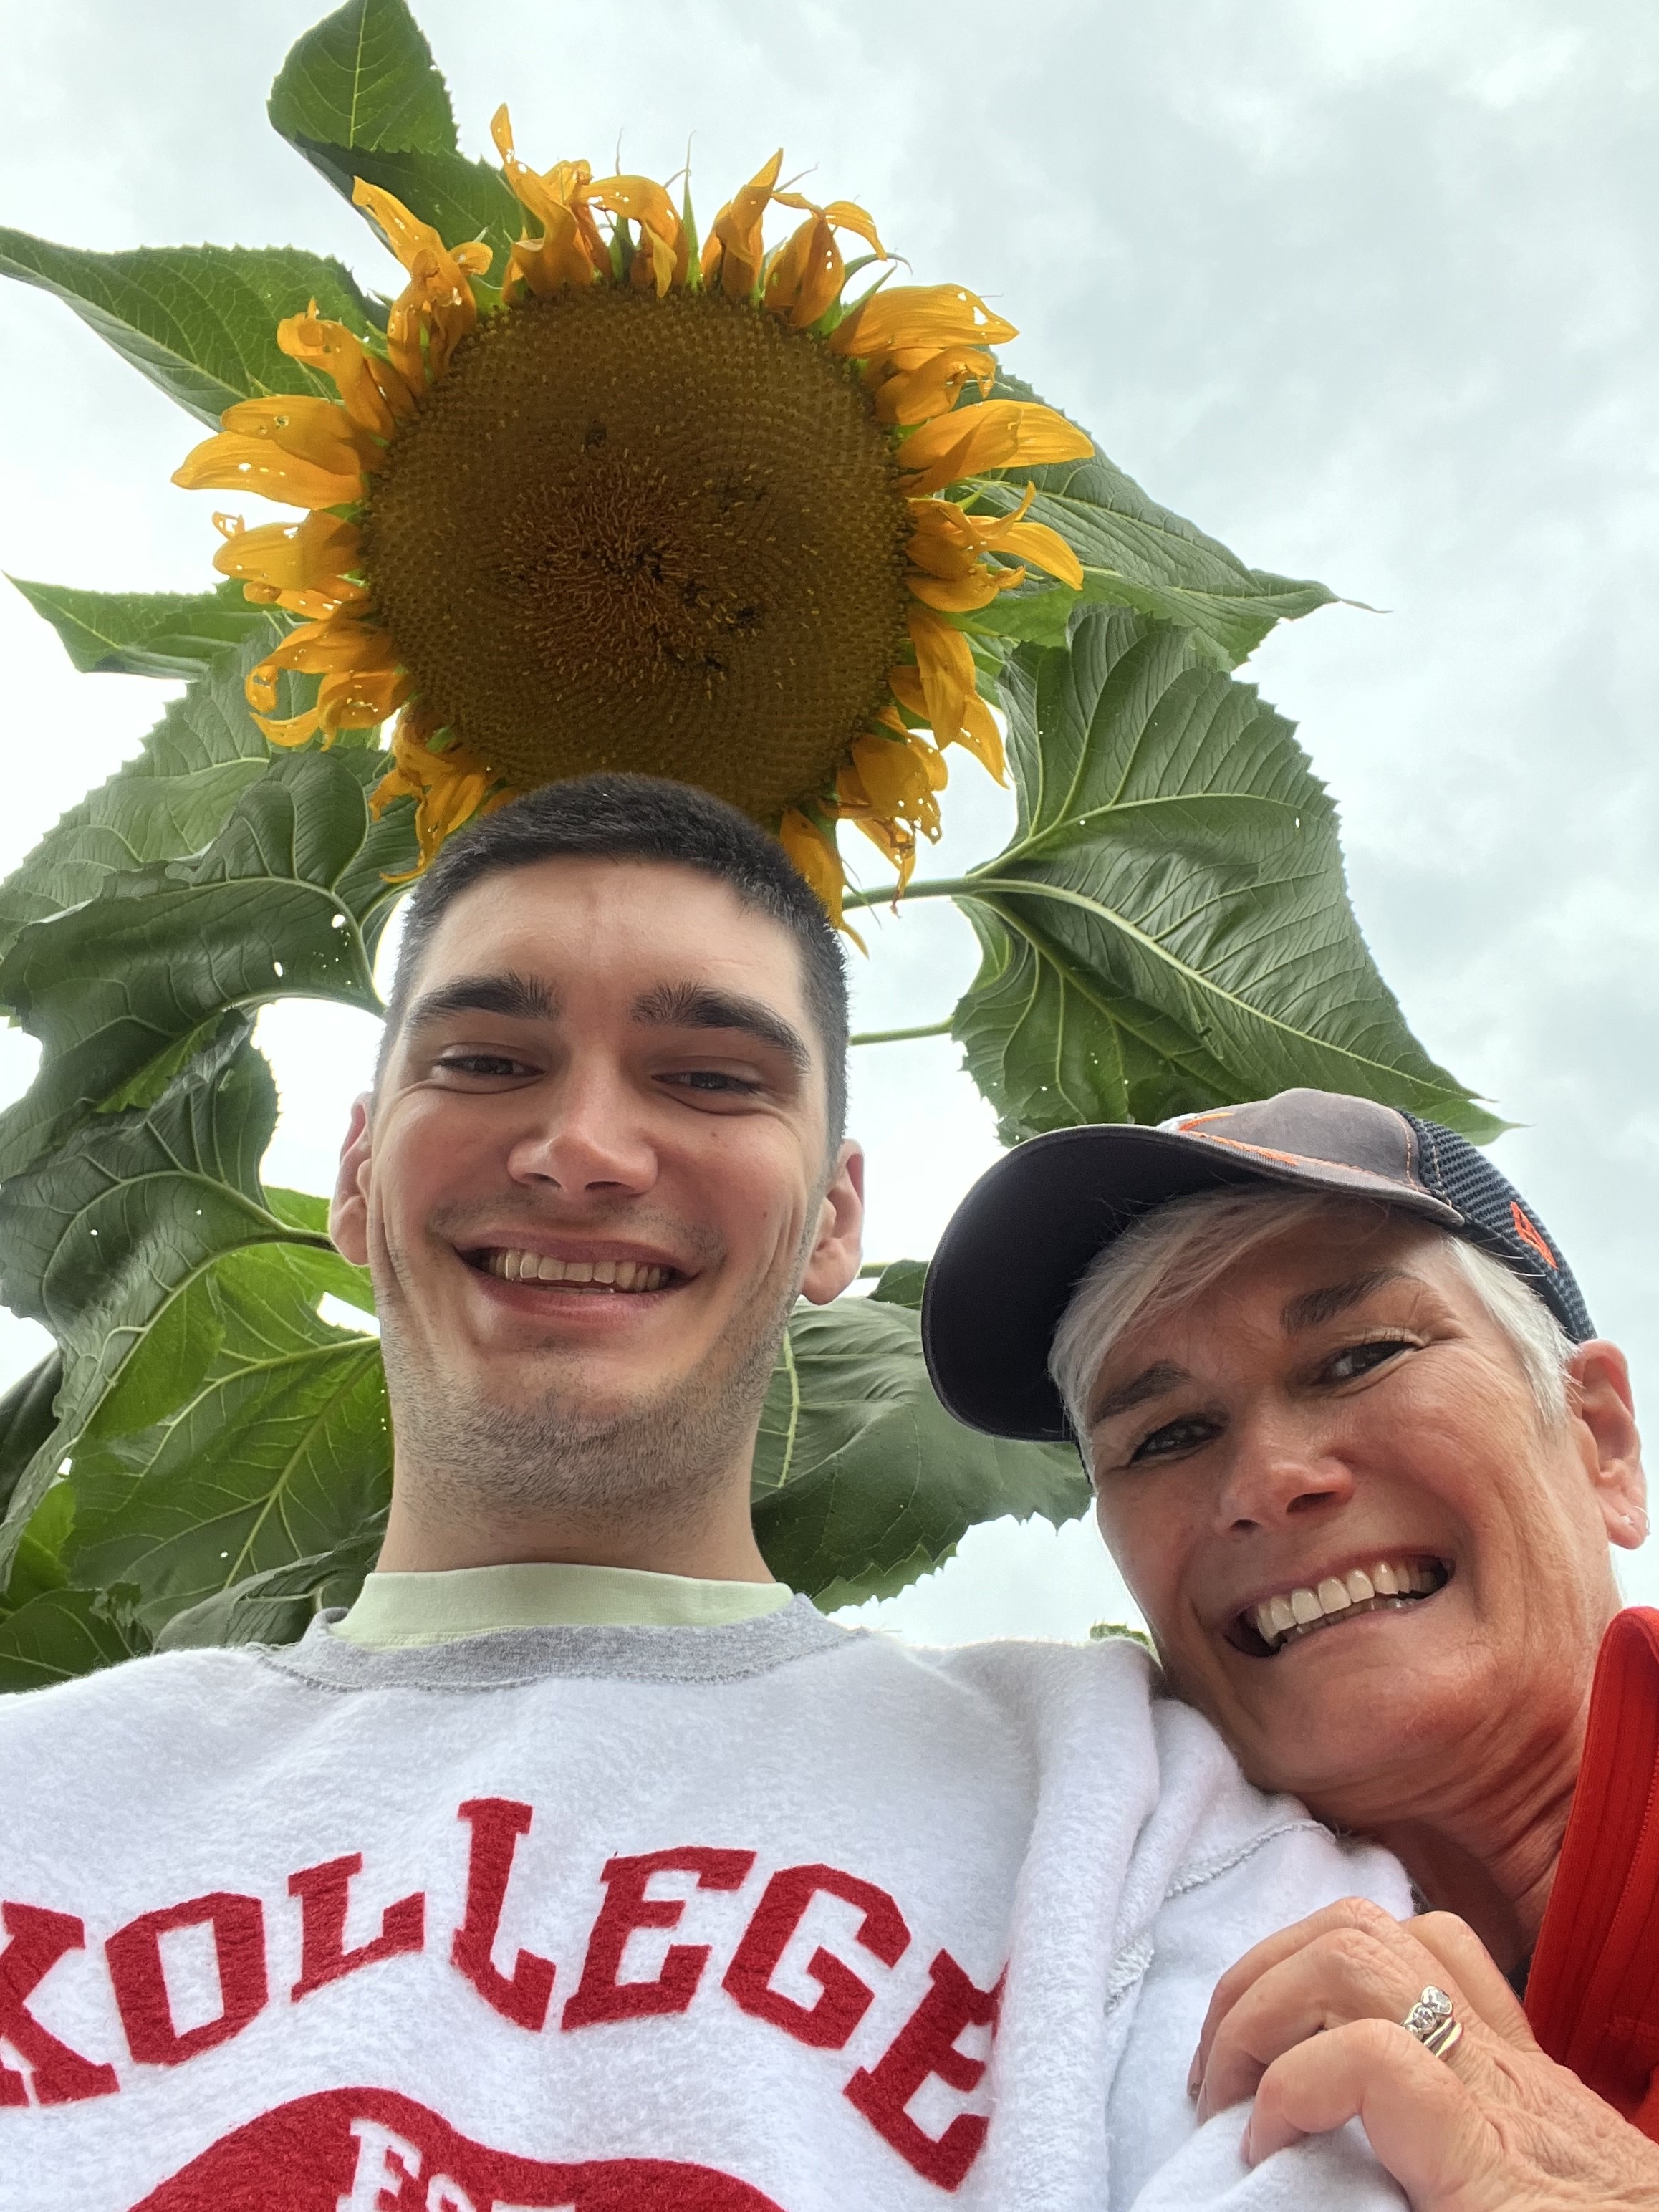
[1186, 2059, 1201, 2100]
[1240, 2119, 1255, 2166]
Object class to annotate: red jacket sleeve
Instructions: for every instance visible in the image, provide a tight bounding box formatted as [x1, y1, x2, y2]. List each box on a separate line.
[1526, 1606, 1659, 2133]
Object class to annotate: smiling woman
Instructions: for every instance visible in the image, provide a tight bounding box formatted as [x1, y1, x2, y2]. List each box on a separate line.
[920, 1085, 1659, 2210]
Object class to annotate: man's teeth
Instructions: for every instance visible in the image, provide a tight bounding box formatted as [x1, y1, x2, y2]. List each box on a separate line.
[484, 1251, 670, 1292]
[1251, 1561, 1444, 1650]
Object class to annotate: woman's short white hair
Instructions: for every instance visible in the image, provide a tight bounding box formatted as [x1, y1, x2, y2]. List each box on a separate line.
[1049, 1185, 1576, 1463]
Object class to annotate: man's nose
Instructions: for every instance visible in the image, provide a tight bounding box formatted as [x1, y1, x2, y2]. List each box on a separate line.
[504, 1059, 656, 1196]
[1212, 1410, 1356, 1534]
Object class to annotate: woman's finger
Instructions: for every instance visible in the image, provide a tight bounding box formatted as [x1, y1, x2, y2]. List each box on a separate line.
[1190, 1896, 1421, 2092]
[1406, 1913, 1537, 2051]
[1196, 1923, 1475, 2122]
[1244, 2016, 1502, 2203]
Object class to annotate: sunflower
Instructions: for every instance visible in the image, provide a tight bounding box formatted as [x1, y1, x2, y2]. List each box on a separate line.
[174, 116, 1091, 927]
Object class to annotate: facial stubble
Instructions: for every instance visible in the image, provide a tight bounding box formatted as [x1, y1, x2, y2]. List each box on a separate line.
[377, 1209, 811, 1538]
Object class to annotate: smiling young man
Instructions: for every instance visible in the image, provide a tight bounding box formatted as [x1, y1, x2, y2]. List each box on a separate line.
[923, 1086, 1659, 2208]
[0, 792, 1417, 2212]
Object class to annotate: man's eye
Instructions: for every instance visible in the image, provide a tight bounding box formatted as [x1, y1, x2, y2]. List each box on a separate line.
[660, 1070, 761, 1096]
[1325, 1338, 1410, 1383]
[434, 1053, 533, 1079]
[1126, 1415, 1221, 1466]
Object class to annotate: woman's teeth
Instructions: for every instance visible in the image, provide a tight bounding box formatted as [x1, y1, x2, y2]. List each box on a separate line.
[1249, 1559, 1446, 1651]
[484, 1251, 669, 1292]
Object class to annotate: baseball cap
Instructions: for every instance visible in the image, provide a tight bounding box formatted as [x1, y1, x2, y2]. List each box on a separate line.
[921, 1087, 1593, 1443]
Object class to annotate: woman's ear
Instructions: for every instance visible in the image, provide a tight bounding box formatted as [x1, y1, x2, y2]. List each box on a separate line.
[1568, 1340, 1648, 1549]
[330, 1094, 374, 1266]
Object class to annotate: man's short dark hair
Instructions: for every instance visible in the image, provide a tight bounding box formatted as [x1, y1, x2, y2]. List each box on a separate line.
[379, 774, 850, 1146]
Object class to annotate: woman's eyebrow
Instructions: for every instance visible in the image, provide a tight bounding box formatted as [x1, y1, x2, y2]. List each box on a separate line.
[630, 980, 810, 1072]
[1280, 1269, 1410, 1335]
[1089, 1359, 1191, 1429]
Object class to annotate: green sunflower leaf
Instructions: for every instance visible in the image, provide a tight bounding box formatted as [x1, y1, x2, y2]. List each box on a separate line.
[9, 577, 274, 681]
[267, 0, 456, 157]
[269, 0, 520, 295]
[978, 375, 1335, 670]
[947, 608, 1501, 1142]
[68, 1241, 390, 1638]
[0, 627, 297, 968]
[0, 1355, 63, 1531]
[0, 1587, 148, 1693]
[0, 1021, 325, 1578]
[751, 1294, 1087, 1608]
[0, 747, 415, 1181]
[0, 232, 383, 427]
[155, 1537, 382, 1653]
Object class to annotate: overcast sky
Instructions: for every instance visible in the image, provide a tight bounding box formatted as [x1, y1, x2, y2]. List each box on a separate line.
[1, 0, 1656, 1638]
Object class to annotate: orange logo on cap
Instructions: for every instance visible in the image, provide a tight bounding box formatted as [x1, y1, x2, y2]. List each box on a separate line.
[1510, 1202, 1557, 1270]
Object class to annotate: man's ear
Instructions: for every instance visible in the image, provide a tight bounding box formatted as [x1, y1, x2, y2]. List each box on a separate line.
[799, 1140, 865, 1307]
[1568, 1340, 1648, 1549]
[330, 1093, 374, 1266]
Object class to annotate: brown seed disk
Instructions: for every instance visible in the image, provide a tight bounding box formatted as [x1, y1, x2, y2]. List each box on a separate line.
[361, 286, 913, 818]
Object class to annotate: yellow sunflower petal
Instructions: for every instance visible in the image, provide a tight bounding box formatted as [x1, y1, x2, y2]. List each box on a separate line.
[259, 615, 395, 680]
[277, 304, 417, 436]
[830, 283, 1017, 364]
[897, 400, 1093, 498]
[317, 663, 413, 736]
[985, 515, 1084, 590]
[906, 566, 1025, 613]
[591, 174, 685, 297]
[172, 432, 364, 511]
[959, 691, 1008, 783]
[777, 805, 855, 934]
[211, 511, 366, 617]
[703, 150, 784, 300]
[903, 605, 976, 745]
[251, 705, 324, 748]
[763, 196, 889, 330]
[873, 346, 997, 426]
[218, 395, 379, 476]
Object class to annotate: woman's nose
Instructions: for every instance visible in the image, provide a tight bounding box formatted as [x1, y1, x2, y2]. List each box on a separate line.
[1213, 1416, 1356, 1534]
[504, 1064, 656, 1194]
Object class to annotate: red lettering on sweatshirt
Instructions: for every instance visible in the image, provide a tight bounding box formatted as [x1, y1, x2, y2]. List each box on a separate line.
[844, 1949, 1003, 2191]
[106, 1892, 269, 2067]
[288, 1854, 425, 2002]
[132, 2084, 788, 2210]
[449, 1799, 555, 2031]
[0, 1902, 119, 2106]
[563, 1847, 756, 2029]
[723, 1862, 910, 2049]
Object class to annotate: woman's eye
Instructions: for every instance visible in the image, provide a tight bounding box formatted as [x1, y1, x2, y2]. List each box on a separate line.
[1325, 1338, 1410, 1383]
[1127, 1415, 1220, 1466]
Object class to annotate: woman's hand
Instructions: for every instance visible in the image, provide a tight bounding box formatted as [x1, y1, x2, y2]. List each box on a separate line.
[1188, 1897, 1659, 2211]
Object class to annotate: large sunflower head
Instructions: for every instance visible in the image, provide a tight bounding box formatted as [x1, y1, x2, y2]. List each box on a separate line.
[175, 116, 1091, 928]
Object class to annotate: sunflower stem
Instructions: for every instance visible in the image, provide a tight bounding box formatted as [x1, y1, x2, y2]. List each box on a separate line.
[849, 1019, 953, 1047]
[842, 875, 979, 910]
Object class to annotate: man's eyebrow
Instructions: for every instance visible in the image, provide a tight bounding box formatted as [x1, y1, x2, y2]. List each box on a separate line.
[1281, 1269, 1410, 1335]
[1088, 1360, 1191, 1428]
[631, 980, 810, 1072]
[403, 971, 562, 1032]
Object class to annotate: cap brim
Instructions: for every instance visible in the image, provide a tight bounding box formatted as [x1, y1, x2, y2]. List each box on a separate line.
[920, 1122, 1460, 1442]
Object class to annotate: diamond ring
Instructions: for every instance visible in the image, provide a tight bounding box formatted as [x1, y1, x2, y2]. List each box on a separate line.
[1401, 1983, 1463, 2061]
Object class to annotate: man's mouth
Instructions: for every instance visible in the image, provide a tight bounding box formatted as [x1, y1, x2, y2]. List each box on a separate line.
[1231, 1556, 1453, 1657]
[463, 1247, 682, 1294]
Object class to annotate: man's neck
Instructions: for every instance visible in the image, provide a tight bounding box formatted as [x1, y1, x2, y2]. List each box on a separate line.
[374, 1472, 776, 1583]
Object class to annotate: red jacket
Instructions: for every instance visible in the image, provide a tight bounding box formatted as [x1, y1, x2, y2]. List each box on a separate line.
[1527, 1606, 1659, 2138]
